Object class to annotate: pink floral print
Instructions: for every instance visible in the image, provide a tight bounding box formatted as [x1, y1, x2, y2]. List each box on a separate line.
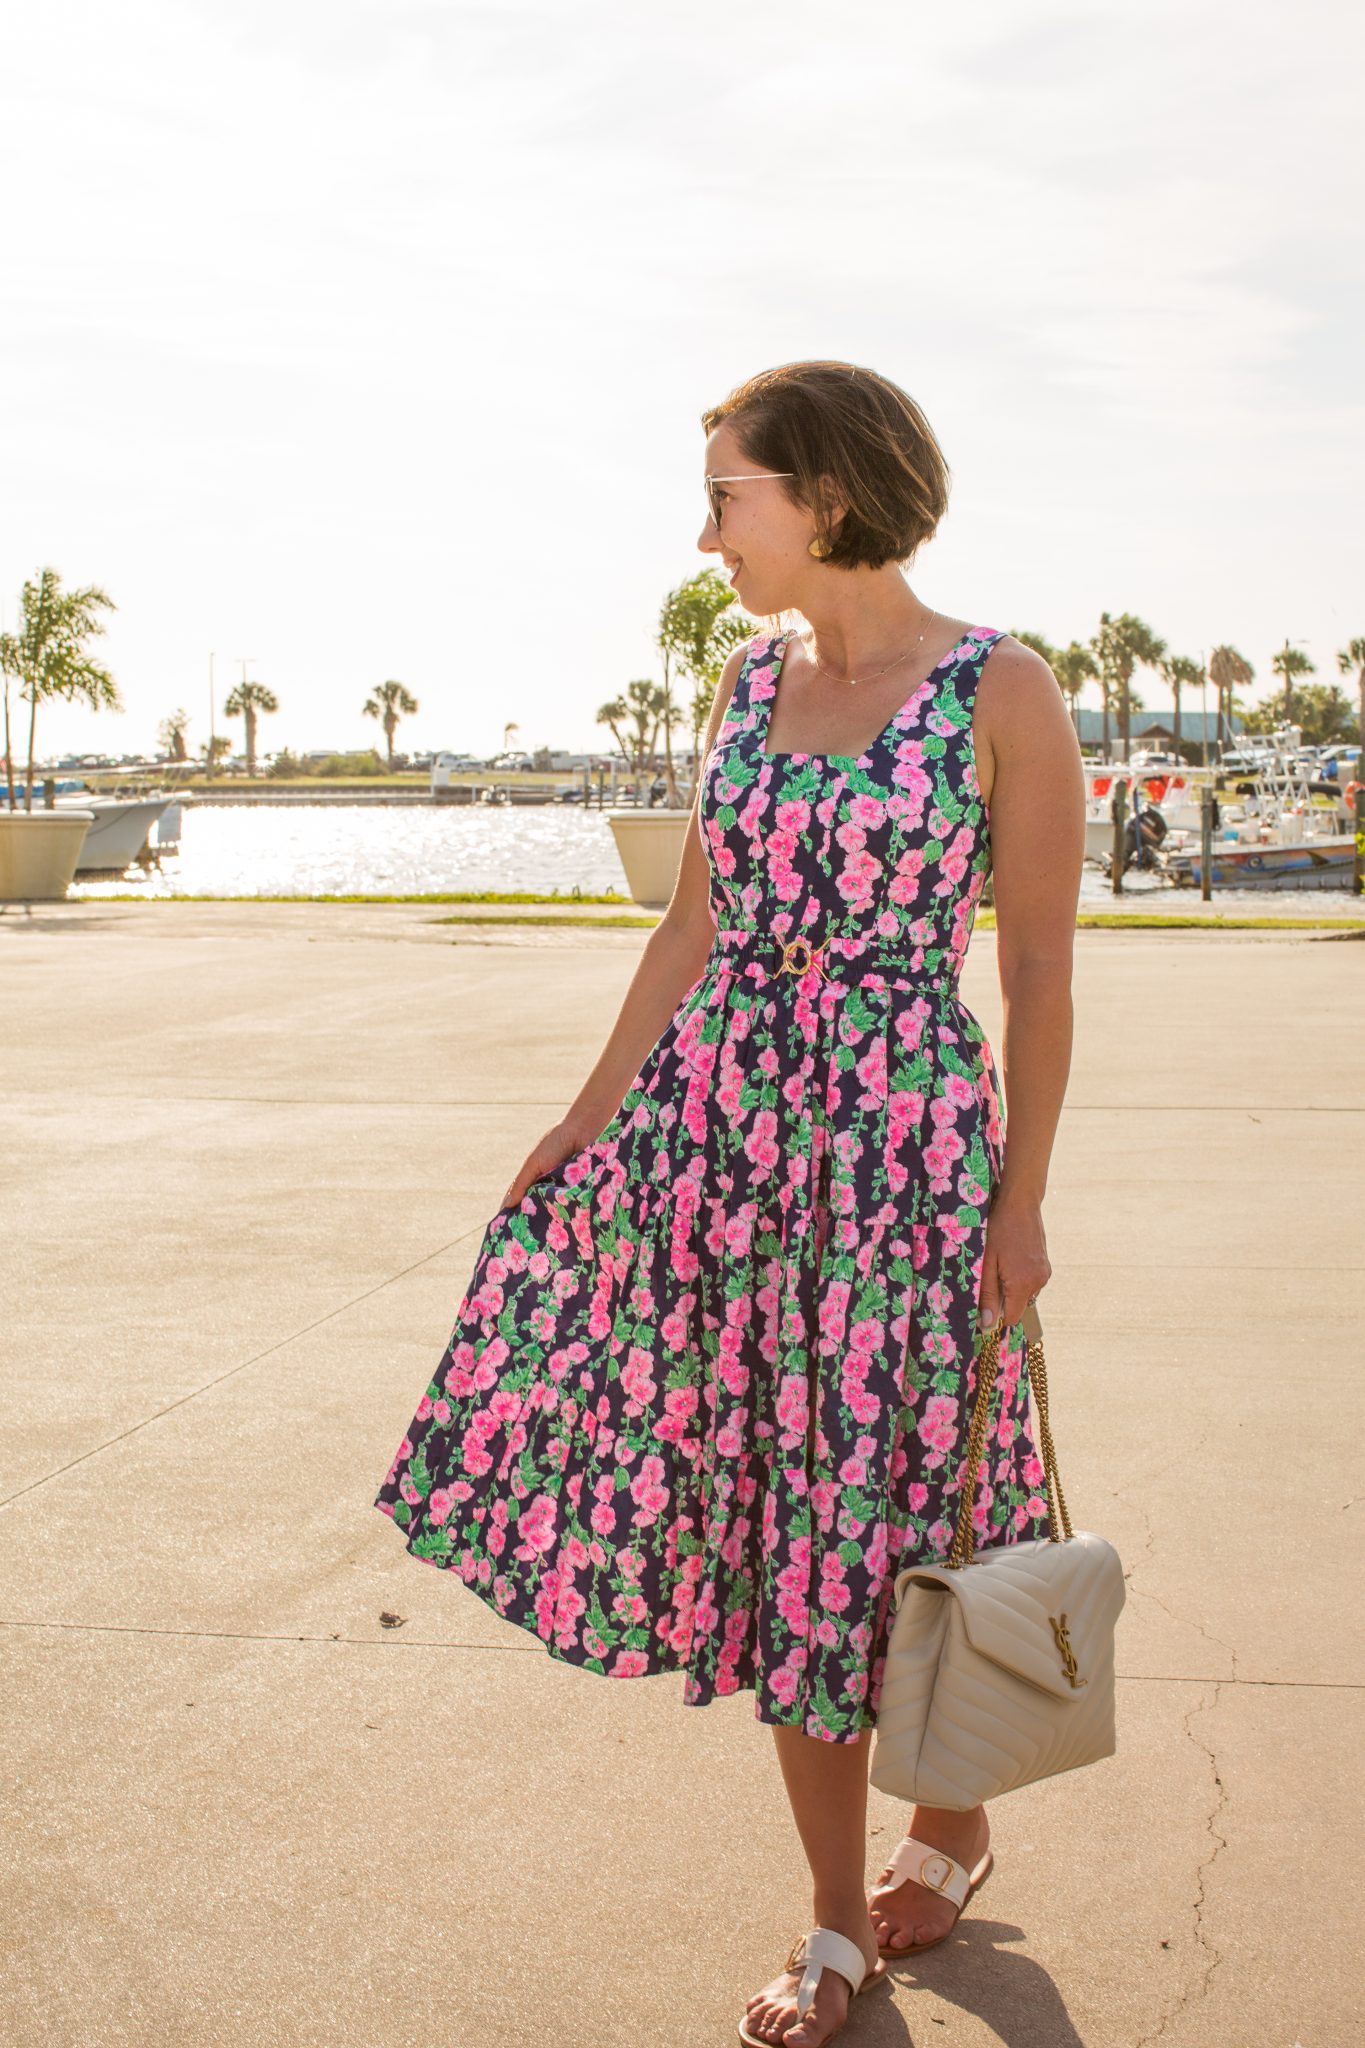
[374, 626, 1053, 1743]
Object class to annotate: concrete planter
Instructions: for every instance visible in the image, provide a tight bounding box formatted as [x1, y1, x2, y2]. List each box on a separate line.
[606, 807, 693, 909]
[0, 810, 96, 900]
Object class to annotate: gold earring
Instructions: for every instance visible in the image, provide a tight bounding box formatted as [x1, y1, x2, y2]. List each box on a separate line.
[808, 536, 831, 559]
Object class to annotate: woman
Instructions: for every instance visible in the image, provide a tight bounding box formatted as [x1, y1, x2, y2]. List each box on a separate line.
[374, 359, 1084, 2048]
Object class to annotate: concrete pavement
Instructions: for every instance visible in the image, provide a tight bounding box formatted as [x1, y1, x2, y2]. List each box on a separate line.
[2, 900, 1362, 2048]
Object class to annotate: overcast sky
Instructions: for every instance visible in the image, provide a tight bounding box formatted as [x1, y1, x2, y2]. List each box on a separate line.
[4, 0, 1361, 763]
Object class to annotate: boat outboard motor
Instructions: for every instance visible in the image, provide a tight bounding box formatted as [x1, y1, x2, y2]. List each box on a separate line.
[1124, 804, 1169, 869]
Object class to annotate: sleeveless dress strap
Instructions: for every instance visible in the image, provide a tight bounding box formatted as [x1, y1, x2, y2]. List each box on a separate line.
[720, 630, 785, 743]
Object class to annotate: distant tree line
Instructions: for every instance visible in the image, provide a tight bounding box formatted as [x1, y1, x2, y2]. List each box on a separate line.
[3, 566, 1362, 806]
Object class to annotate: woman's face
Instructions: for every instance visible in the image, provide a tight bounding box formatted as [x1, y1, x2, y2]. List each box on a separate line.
[698, 422, 818, 615]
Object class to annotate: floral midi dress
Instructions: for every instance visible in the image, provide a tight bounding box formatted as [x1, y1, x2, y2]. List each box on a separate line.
[373, 624, 1053, 1744]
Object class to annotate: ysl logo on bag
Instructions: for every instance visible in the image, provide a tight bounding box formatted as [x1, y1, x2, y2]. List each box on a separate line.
[1049, 1612, 1088, 1688]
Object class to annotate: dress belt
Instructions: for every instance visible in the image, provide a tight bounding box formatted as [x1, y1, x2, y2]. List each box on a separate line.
[709, 924, 958, 994]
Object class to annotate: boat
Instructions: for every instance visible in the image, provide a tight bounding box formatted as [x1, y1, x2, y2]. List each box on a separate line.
[1084, 726, 1358, 891]
[1164, 840, 1354, 892]
[1159, 727, 1356, 892]
[1084, 764, 1204, 864]
[6, 769, 192, 873]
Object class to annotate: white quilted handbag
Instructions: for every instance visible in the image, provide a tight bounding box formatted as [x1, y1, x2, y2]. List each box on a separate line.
[869, 1309, 1126, 1811]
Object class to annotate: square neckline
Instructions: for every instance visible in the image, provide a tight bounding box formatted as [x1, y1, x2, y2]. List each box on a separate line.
[754, 625, 983, 763]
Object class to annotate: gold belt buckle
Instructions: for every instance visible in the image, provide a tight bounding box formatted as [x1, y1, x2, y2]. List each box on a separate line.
[776, 934, 828, 980]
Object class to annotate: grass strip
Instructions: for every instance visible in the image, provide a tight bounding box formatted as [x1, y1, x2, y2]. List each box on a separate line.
[60, 894, 1365, 932]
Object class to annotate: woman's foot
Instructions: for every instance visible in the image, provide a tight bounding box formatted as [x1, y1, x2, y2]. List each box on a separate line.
[867, 1803, 991, 1953]
[743, 1907, 881, 2047]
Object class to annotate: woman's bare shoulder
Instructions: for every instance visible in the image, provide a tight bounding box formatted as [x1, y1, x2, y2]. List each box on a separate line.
[977, 631, 1062, 694]
[971, 633, 1080, 809]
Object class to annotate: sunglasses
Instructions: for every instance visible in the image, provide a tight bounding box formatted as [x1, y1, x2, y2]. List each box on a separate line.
[705, 471, 796, 530]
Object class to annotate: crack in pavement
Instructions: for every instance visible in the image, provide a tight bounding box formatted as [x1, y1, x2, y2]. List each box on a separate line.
[1113, 1487, 1237, 2046]
[1113, 1486, 1239, 1679]
[1135, 1679, 1231, 2047]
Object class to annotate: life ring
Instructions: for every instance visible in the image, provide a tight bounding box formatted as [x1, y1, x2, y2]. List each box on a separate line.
[1344, 779, 1363, 810]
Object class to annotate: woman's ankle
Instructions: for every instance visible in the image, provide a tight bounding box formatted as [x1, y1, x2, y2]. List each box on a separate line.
[909, 1802, 988, 1837]
[812, 1888, 875, 1929]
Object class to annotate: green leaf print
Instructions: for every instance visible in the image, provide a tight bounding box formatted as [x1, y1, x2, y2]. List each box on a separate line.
[811, 1675, 845, 1731]
[899, 1344, 931, 1393]
[841, 988, 881, 1036]
[408, 1443, 434, 1501]
[585, 1601, 620, 1648]
[839, 1486, 878, 1525]
[935, 788, 967, 828]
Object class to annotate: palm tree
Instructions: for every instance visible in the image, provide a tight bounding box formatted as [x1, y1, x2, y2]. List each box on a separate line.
[1091, 612, 1167, 762]
[1271, 639, 1315, 723]
[224, 677, 279, 776]
[1052, 641, 1099, 740]
[657, 569, 752, 804]
[1336, 635, 1365, 756]
[158, 709, 191, 762]
[598, 680, 668, 772]
[0, 567, 120, 811]
[1156, 653, 1204, 757]
[363, 678, 419, 771]
[1207, 645, 1254, 753]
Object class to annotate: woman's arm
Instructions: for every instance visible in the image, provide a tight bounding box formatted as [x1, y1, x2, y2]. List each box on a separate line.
[971, 640, 1086, 1331]
[498, 641, 748, 1209]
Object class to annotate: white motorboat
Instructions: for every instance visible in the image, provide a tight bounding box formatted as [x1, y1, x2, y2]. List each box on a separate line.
[50, 791, 180, 871]
[1083, 764, 1203, 863]
[1159, 728, 1356, 891]
[5, 774, 190, 872]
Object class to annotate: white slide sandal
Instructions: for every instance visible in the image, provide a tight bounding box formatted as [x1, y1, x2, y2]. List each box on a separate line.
[870, 1833, 995, 1956]
[738, 1924, 888, 2046]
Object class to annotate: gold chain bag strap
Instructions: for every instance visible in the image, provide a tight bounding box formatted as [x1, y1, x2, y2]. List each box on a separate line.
[868, 1307, 1126, 1810]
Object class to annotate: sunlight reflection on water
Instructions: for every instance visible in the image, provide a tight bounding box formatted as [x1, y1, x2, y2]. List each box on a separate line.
[68, 802, 1335, 916]
[73, 803, 632, 898]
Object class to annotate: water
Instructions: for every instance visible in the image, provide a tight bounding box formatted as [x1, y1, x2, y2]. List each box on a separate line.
[68, 802, 1351, 915]
[72, 803, 631, 899]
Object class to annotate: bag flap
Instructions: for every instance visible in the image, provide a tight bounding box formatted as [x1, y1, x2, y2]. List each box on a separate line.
[892, 1529, 1126, 1703]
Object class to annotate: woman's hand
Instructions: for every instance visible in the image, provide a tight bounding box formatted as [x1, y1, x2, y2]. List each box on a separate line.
[499, 1116, 606, 1212]
[978, 1187, 1051, 1333]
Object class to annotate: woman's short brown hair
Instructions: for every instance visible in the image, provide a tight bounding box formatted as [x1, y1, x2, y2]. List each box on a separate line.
[700, 359, 950, 572]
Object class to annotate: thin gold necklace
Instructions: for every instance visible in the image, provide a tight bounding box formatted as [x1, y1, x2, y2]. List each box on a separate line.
[800, 610, 940, 687]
